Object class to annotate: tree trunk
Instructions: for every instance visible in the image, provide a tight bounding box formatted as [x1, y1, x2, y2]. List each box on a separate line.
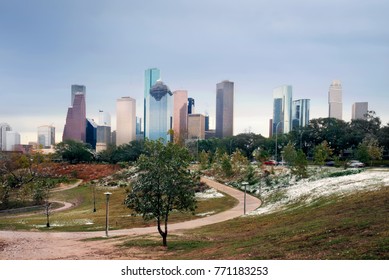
[157, 217, 167, 247]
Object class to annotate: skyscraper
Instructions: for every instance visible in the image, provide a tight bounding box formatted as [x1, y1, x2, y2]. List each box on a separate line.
[0, 123, 11, 151]
[352, 102, 368, 120]
[188, 98, 195, 114]
[96, 110, 111, 151]
[116, 97, 136, 146]
[328, 80, 342, 120]
[144, 68, 161, 138]
[272, 85, 292, 135]
[86, 118, 97, 150]
[63, 92, 86, 142]
[173, 90, 188, 141]
[146, 80, 173, 142]
[188, 114, 205, 140]
[215, 80, 234, 138]
[71, 85, 86, 106]
[5, 131, 20, 151]
[37, 125, 55, 148]
[292, 99, 310, 129]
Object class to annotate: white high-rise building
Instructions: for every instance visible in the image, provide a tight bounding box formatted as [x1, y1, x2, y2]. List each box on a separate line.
[5, 131, 20, 151]
[328, 80, 343, 120]
[352, 102, 368, 120]
[0, 123, 12, 151]
[116, 97, 136, 146]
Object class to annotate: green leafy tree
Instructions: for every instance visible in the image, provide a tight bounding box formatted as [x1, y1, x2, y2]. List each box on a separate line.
[220, 153, 233, 178]
[292, 150, 308, 179]
[314, 140, 333, 167]
[55, 140, 94, 163]
[198, 150, 210, 170]
[231, 149, 249, 176]
[283, 141, 297, 165]
[124, 140, 198, 247]
[356, 137, 383, 166]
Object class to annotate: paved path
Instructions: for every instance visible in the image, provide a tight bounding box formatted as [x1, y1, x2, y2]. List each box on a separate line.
[0, 177, 261, 259]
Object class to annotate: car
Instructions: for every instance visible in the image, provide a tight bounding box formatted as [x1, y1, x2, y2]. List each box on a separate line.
[348, 160, 365, 168]
[264, 160, 277, 165]
[325, 161, 335, 166]
[277, 161, 287, 166]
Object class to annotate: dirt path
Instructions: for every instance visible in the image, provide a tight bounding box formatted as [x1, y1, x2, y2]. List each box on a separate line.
[0, 177, 261, 259]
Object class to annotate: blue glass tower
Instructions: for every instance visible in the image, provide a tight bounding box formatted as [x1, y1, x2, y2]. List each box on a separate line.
[145, 80, 173, 142]
[144, 68, 161, 138]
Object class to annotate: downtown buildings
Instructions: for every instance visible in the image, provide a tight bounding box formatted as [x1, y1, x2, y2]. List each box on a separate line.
[271, 85, 310, 136]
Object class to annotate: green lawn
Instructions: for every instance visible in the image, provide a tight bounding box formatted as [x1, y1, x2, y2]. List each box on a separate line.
[0, 183, 238, 232]
[117, 187, 389, 260]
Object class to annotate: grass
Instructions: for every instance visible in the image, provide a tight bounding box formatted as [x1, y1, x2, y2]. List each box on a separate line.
[0, 183, 238, 231]
[116, 186, 389, 260]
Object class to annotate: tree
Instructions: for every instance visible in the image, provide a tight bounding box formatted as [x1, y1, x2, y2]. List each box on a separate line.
[356, 137, 383, 166]
[124, 140, 198, 247]
[55, 140, 94, 163]
[283, 141, 297, 165]
[198, 150, 210, 170]
[231, 149, 249, 177]
[314, 140, 333, 167]
[292, 150, 308, 179]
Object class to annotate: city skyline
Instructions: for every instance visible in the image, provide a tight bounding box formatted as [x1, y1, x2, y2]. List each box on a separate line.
[1, 1, 388, 144]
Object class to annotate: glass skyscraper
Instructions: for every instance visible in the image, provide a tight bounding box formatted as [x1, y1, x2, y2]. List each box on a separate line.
[146, 80, 173, 142]
[272, 85, 292, 135]
[144, 68, 161, 138]
[37, 125, 55, 148]
[292, 99, 310, 129]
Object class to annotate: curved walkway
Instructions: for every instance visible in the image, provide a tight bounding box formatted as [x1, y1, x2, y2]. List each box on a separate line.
[0, 177, 261, 259]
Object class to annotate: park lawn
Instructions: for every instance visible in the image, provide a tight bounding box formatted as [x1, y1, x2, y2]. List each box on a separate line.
[0, 183, 238, 232]
[118, 186, 389, 260]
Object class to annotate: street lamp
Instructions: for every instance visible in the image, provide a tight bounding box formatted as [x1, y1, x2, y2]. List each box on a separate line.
[242, 182, 248, 215]
[275, 122, 282, 161]
[104, 192, 112, 237]
[92, 185, 96, 213]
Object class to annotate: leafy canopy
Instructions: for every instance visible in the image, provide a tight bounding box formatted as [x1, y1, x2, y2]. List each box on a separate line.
[124, 139, 198, 246]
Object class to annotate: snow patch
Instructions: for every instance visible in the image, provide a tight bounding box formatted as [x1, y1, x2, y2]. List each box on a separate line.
[251, 170, 389, 216]
[196, 188, 224, 199]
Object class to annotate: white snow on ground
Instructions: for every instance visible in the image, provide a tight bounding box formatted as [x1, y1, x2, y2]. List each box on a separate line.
[251, 170, 389, 215]
[196, 188, 224, 199]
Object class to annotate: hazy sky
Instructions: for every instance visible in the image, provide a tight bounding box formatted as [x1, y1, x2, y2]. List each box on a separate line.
[1, 0, 389, 144]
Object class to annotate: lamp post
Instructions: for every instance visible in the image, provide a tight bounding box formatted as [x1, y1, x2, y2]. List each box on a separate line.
[275, 122, 282, 161]
[104, 192, 112, 237]
[93, 185, 96, 213]
[242, 182, 248, 215]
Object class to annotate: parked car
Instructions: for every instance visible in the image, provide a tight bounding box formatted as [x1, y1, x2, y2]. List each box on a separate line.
[348, 160, 365, 168]
[264, 160, 277, 165]
[277, 161, 287, 166]
[325, 160, 335, 166]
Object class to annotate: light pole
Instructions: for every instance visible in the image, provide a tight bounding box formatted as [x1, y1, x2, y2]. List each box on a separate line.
[275, 122, 282, 161]
[104, 192, 112, 237]
[242, 182, 248, 215]
[93, 185, 96, 213]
